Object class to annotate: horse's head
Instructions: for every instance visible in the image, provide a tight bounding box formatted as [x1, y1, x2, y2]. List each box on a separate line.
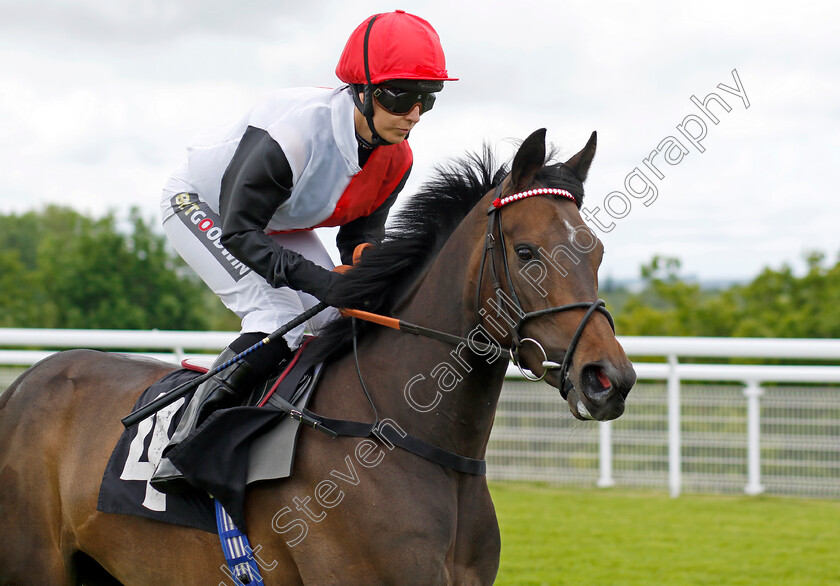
[476, 128, 635, 421]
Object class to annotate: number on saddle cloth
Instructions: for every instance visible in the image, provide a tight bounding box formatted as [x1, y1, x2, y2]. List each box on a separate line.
[99, 344, 325, 533]
[98, 369, 217, 532]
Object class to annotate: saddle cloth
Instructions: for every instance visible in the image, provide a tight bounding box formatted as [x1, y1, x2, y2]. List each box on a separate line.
[97, 345, 322, 532]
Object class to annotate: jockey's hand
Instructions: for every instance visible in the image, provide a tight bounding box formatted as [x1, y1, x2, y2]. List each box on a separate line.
[321, 243, 373, 309]
[283, 243, 372, 309]
[321, 269, 370, 310]
[320, 272, 346, 308]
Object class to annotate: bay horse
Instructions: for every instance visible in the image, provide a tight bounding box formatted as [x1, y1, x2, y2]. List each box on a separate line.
[0, 129, 635, 585]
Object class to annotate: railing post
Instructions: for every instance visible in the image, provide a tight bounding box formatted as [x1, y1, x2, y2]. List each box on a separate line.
[743, 380, 765, 495]
[668, 354, 681, 498]
[597, 421, 615, 488]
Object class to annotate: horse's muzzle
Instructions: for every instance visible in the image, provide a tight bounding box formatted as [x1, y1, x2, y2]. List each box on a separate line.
[566, 360, 636, 421]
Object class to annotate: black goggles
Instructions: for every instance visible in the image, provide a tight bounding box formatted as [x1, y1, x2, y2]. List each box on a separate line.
[372, 86, 436, 115]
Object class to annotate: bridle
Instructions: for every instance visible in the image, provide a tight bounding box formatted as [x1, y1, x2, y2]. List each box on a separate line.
[475, 181, 615, 397]
[324, 183, 615, 474]
[340, 180, 617, 399]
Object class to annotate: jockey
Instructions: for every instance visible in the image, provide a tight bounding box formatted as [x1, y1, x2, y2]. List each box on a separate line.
[152, 10, 456, 492]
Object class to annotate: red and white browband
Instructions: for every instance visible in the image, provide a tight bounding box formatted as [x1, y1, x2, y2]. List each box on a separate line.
[491, 187, 576, 209]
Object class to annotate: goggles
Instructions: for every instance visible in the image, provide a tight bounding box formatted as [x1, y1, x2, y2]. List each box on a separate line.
[372, 85, 436, 115]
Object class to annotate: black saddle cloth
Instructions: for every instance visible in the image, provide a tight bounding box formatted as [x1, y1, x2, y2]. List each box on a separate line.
[97, 369, 216, 531]
[98, 349, 320, 532]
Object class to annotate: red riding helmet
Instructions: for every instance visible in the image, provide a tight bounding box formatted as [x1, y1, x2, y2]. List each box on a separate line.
[336, 10, 458, 85]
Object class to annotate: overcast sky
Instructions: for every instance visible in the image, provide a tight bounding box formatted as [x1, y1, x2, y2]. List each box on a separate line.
[1, 0, 838, 281]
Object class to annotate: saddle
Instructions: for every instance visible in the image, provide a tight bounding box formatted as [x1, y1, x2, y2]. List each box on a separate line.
[181, 338, 321, 413]
[98, 342, 324, 532]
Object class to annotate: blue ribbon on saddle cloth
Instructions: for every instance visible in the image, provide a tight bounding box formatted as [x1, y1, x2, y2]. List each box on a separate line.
[216, 498, 265, 586]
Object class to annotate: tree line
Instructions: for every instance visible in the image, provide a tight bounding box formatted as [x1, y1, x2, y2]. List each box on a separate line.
[1, 207, 839, 338]
[605, 254, 840, 338]
[0, 206, 238, 331]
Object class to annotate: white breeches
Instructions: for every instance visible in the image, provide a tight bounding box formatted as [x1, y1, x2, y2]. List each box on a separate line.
[160, 167, 338, 349]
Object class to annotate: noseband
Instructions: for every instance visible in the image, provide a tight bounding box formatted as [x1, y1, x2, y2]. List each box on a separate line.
[475, 182, 615, 397]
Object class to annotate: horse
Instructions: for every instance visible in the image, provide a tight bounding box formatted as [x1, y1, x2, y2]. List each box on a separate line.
[0, 128, 635, 585]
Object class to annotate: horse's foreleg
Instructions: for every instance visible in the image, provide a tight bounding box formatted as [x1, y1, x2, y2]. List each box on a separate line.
[0, 467, 76, 585]
[452, 478, 501, 585]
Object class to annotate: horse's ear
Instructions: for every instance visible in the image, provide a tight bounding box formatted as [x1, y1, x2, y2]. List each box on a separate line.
[511, 128, 547, 190]
[564, 131, 597, 182]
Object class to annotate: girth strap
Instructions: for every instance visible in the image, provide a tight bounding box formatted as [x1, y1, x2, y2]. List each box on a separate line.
[215, 499, 265, 585]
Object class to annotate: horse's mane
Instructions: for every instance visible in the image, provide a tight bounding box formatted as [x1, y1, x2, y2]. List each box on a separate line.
[308, 143, 577, 362]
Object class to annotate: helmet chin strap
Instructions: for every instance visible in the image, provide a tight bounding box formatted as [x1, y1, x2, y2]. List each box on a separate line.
[356, 14, 393, 147]
[350, 85, 392, 147]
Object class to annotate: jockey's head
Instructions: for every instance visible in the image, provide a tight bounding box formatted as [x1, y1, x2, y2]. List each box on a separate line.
[336, 10, 457, 145]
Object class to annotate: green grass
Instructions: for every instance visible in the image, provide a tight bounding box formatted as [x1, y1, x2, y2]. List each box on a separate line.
[489, 482, 840, 585]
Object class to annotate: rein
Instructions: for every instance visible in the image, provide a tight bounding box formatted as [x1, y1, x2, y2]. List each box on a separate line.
[343, 182, 615, 399]
[126, 184, 618, 477]
[339, 308, 501, 355]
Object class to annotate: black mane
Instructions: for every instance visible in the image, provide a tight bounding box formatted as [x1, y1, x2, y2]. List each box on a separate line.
[308, 143, 582, 362]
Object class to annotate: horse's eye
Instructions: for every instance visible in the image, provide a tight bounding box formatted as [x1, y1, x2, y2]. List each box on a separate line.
[516, 246, 534, 261]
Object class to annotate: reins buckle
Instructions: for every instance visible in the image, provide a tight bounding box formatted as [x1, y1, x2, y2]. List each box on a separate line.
[484, 232, 495, 251]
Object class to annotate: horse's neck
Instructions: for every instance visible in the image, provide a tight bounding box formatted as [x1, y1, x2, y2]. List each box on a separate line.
[355, 195, 508, 459]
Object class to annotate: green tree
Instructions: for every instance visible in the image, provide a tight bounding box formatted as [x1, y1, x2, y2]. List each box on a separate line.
[616, 255, 735, 336]
[0, 212, 42, 269]
[0, 206, 234, 330]
[726, 252, 840, 338]
[615, 252, 840, 339]
[0, 249, 41, 327]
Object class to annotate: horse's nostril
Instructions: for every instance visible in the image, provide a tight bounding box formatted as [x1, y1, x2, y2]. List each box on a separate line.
[595, 367, 611, 390]
[582, 365, 612, 404]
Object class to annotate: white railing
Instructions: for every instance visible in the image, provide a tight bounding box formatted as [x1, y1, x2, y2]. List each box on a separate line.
[2, 330, 840, 498]
[609, 337, 840, 497]
[0, 328, 238, 366]
[497, 336, 840, 499]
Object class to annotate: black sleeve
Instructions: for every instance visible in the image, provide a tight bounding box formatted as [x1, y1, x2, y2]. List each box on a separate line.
[219, 125, 338, 299]
[335, 165, 412, 265]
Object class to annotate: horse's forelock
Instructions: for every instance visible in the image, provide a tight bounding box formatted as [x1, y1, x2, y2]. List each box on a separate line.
[537, 162, 585, 208]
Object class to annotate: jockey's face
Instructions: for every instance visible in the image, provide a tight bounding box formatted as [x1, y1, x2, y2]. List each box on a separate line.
[354, 91, 421, 145]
